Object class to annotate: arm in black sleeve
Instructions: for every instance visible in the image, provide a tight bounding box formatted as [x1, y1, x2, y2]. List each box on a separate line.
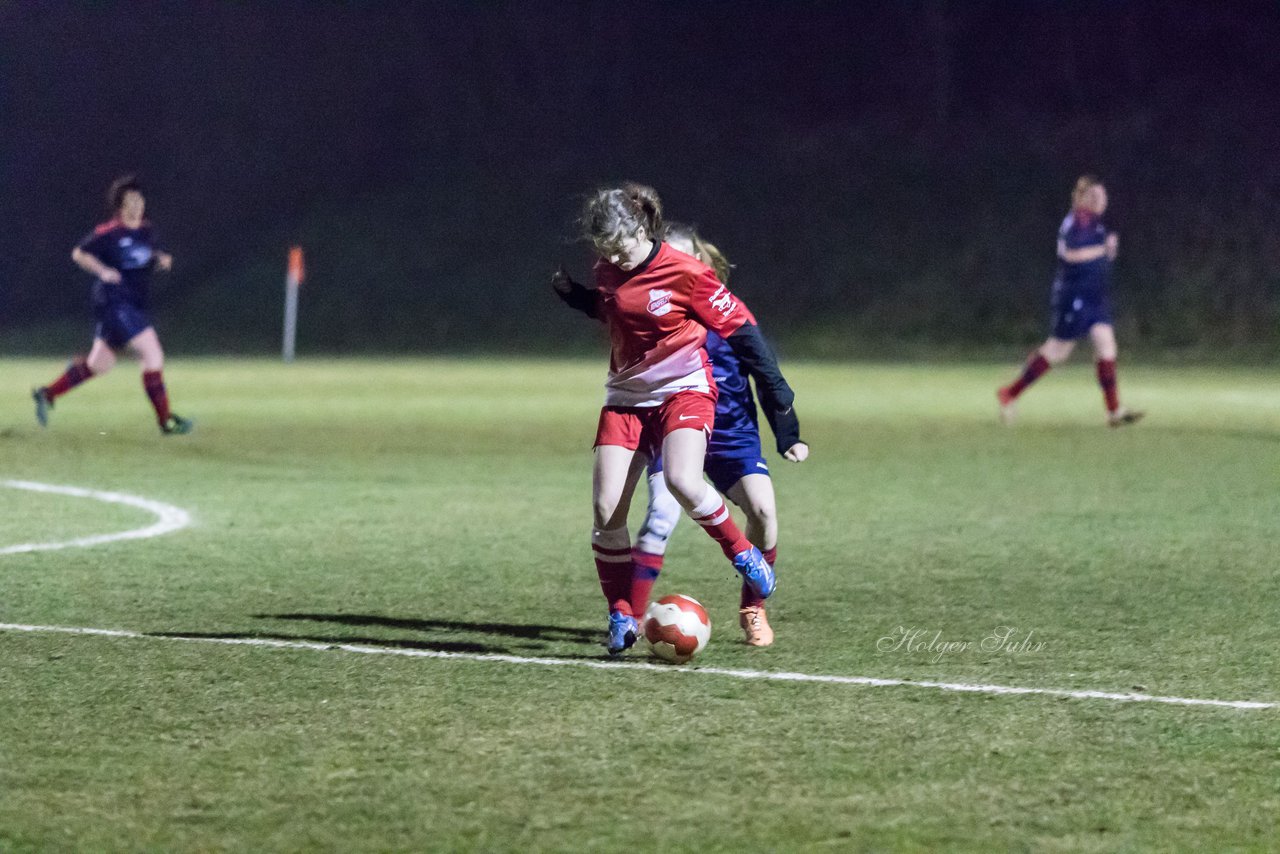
[725, 321, 802, 455]
[551, 269, 603, 321]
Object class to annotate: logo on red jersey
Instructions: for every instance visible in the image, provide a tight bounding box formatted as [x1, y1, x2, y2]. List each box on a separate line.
[647, 289, 673, 317]
[708, 284, 737, 318]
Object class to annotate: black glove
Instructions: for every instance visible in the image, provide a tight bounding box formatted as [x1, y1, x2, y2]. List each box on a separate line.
[552, 266, 602, 320]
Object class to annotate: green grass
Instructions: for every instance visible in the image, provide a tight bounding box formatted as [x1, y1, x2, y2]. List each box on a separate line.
[1, 357, 1278, 852]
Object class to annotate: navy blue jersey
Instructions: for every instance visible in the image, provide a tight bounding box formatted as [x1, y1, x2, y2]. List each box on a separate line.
[77, 219, 158, 310]
[706, 330, 761, 448]
[1054, 210, 1110, 301]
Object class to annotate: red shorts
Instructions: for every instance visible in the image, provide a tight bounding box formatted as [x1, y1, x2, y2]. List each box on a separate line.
[594, 390, 716, 453]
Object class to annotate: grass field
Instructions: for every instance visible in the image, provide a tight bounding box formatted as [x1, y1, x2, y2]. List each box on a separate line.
[1, 356, 1278, 851]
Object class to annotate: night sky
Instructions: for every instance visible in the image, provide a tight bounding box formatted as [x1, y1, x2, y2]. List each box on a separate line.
[2, 2, 1278, 353]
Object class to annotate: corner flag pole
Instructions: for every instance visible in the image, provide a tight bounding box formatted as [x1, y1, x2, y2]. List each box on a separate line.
[283, 246, 304, 362]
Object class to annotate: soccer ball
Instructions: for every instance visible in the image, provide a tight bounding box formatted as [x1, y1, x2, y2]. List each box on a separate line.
[642, 594, 711, 664]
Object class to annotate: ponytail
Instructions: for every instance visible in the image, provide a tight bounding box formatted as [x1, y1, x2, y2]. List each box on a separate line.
[621, 182, 663, 238]
[663, 221, 733, 283]
[696, 238, 732, 284]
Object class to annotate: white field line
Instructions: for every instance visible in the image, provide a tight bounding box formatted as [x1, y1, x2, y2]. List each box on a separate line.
[0, 621, 1273, 711]
[0, 480, 192, 555]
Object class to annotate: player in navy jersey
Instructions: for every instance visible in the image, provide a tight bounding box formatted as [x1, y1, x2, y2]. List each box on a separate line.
[997, 175, 1143, 427]
[555, 220, 808, 646]
[637, 223, 808, 646]
[32, 175, 192, 434]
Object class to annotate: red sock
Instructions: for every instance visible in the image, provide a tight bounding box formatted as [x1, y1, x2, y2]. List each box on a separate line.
[742, 546, 777, 609]
[1006, 353, 1050, 399]
[690, 487, 752, 559]
[142, 370, 171, 424]
[592, 529, 632, 615]
[1096, 359, 1119, 413]
[46, 358, 93, 400]
[630, 548, 663, 616]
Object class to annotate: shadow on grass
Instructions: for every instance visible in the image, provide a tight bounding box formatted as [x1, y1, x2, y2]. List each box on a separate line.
[256, 612, 601, 643]
[149, 614, 616, 660]
[244, 611, 607, 657]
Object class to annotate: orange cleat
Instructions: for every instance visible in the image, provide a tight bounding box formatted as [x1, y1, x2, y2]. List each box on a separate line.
[739, 606, 774, 647]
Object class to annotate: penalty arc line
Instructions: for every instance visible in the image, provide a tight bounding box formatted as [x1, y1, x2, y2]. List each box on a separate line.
[0, 480, 192, 555]
[0, 621, 1273, 711]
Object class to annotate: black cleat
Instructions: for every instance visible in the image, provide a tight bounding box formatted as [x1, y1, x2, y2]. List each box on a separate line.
[32, 387, 51, 428]
[161, 413, 194, 435]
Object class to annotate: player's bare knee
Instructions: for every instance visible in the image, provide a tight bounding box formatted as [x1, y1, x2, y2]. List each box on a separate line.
[88, 353, 115, 375]
[592, 498, 626, 530]
[748, 504, 777, 537]
[1042, 344, 1071, 365]
[591, 505, 615, 530]
[661, 471, 701, 508]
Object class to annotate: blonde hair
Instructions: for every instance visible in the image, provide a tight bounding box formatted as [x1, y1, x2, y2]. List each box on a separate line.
[1071, 174, 1102, 207]
[663, 221, 733, 283]
[580, 182, 663, 252]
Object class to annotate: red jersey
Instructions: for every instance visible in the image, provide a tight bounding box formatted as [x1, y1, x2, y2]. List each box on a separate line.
[593, 241, 755, 407]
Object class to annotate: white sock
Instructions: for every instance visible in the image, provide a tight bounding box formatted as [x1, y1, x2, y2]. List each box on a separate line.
[688, 484, 729, 526]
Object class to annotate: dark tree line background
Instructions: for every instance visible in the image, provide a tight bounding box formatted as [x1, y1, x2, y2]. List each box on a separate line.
[2, 1, 1278, 358]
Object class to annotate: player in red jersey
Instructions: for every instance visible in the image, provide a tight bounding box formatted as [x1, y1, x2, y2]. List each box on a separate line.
[32, 175, 192, 434]
[557, 183, 799, 654]
[557, 222, 808, 647]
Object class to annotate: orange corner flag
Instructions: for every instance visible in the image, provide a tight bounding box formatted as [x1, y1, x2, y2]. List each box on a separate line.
[287, 246, 305, 285]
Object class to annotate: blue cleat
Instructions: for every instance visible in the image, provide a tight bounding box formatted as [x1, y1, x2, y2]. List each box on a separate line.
[733, 547, 776, 599]
[606, 610, 638, 655]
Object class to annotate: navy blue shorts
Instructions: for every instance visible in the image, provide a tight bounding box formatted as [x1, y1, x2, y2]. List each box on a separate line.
[650, 431, 770, 495]
[94, 302, 152, 349]
[1050, 294, 1112, 341]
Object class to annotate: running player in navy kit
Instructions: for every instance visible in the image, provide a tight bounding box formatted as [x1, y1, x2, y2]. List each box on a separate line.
[997, 175, 1143, 427]
[32, 175, 192, 434]
[637, 223, 807, 646]
[555, 221, 808, 646]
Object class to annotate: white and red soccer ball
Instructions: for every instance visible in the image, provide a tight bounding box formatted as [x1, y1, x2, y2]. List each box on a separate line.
[642, 594, 710, 664]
